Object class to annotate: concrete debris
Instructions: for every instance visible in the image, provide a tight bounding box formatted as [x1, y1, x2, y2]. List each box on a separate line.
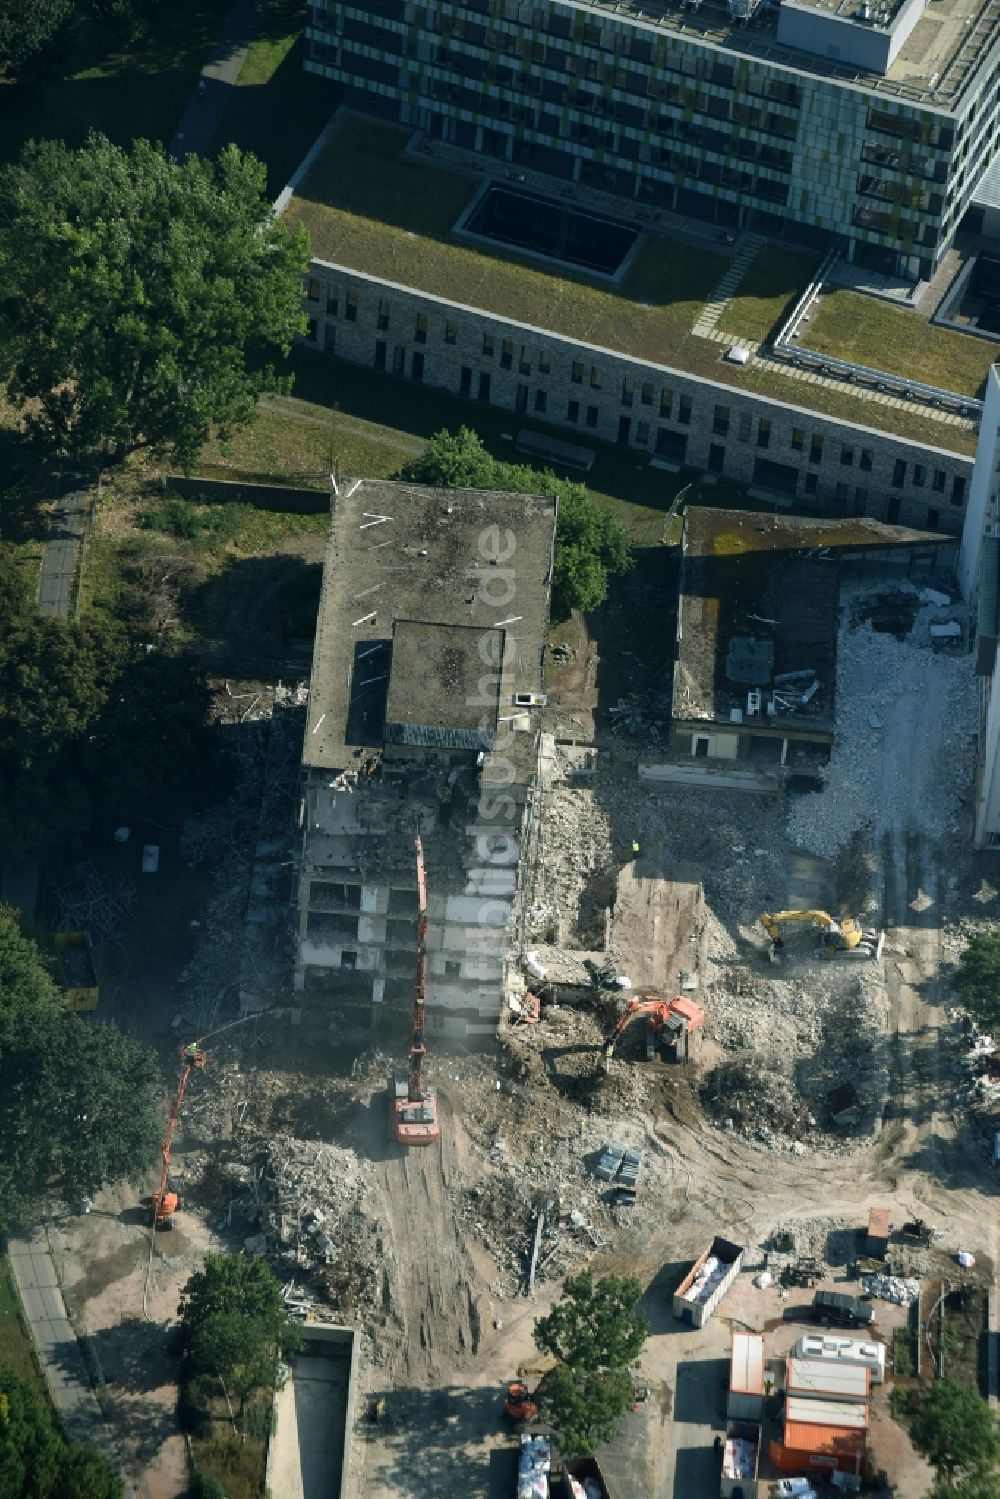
[786, 587, 976, 858]
[862, 1273, 921, 1305]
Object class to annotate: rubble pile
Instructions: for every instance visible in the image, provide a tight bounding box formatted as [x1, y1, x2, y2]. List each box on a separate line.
[700, 1055, 816, 1143]
[787, 590, 977, 858]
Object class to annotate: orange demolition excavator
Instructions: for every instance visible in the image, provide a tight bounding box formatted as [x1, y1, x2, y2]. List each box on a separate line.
[150, 1044, 206, 1229]
[600, 993, 705, 1072]
[389, 835, 440, 1146]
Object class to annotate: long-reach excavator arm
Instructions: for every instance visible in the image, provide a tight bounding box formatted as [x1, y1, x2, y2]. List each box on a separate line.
[760, 910, 884, 962]
[601, 994, 705, 1072]
[151, 1045, 206, 1228]
[390, 835, 441, 1146]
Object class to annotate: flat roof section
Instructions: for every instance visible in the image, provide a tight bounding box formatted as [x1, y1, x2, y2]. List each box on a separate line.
[303, 478, 556, 771]
[787, 1358, 872, 1401]
[785, 1395, 871, 1428]
[730, 1332, 766, 1395]
[673, 507, 946, 736]
[384, 619, 504, 750]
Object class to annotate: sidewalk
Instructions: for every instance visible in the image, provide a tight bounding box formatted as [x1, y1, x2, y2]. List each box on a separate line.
[7, 1231, 135, 1495]
[169, 0, 260, 161]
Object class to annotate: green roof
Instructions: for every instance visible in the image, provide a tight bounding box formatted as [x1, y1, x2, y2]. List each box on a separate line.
[285, 117, 978, 457]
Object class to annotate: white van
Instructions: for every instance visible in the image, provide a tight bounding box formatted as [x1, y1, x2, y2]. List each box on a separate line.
[793, 1333, 885, 1385]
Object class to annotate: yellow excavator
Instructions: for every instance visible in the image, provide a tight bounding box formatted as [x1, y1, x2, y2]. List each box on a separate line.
[760, 910, 885, 963]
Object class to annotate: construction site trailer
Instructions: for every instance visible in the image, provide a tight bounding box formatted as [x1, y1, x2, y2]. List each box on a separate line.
[793, 1334, 885, 1385]
[786, 1357, 871, 1404]
[673, 1236, 746, 1328]
[771, 1397, 868, 1477]
[728, 1332, 765, 1420]
[721, 1419, 760, 1499]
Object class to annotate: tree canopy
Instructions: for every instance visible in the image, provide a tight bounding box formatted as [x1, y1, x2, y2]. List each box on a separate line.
[953, 933, 1000, 1033]
[909, 1380, 999, 1477]
[930, 1467, 1000, 1499]
[0, 1363, 122, 1497]
[403, 427, 632, 619]
[0, 0, 74, 81]
[0, 913, 161, 1232]
[0, 133, 309, 470]
[533, 1272, 647, 1457]
[178, 1255, 301, 1415]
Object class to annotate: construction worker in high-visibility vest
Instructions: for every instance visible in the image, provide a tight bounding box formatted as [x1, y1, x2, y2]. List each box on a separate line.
[631, 841, 640, 857]
[184, 1041, 201, 1065]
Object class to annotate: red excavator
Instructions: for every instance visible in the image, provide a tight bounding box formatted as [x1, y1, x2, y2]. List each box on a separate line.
[150, 1044, 206, 1229]
[389, 835, 440, 1146]
[600, 993, 705, 1073]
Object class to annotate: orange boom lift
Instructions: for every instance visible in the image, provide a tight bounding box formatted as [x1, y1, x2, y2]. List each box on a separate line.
[389, 835, 440, 1145]
[150, 1044, 206, 1228]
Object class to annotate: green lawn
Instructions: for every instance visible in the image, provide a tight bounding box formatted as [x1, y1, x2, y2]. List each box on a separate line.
[0, 0, 228, 164]
[717, 246, 820, 343]
[806, 289, 997, 398]
[0, 1256, 45, 1391]
[215, 3, 337, 196]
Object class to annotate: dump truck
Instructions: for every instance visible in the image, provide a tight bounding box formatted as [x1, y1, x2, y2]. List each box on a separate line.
[53, 932, 99, 1012]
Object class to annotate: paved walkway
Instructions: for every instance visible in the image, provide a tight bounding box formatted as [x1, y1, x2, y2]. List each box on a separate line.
[7, 1232, 135, 1495]
[168, 0, 260, 161]
[37, 483, 92, 618]
[691, 234, 765, 340]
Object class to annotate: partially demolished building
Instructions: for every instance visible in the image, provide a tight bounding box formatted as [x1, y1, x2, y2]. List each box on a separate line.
[294, 478, 557, 1037]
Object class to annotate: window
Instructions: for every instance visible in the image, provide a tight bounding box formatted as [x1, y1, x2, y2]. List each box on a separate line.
[392, 344, 405, 376]
[519, 344, 531, 375]
[855, 486, 868, 509]
[809, 434, 823, 465]
[571, 361, 584, 384]
[340, 951, 357, 970]
[860, 448, 874, 472]
[377, 299, 390, 332]
[534, 389, 547, 413]
[590, 365, 602, 389]
[567, 399, 580, 423]
[926, 507, 939, 529]
[738, 412, 752, 442]
[641, 382, 654, 406]
[636, 420, 650, 445]
[375, 340, 387, 370]
[840, 444, 854, 466]
[414, 313, 428, 344]
[952, 476, 966, 506]
[501, 338, 513, 369]
[324, 323, 336, 353]
[345, 288, 358, 322]
[678, 394, 692, 426]
[713, 404, 730, 437]
[306, 317, 318, 341]
[708, 443, 725, 473]
[621, 378, 634, 408]
[804, 472, 818, 496]
[460, 365, 472, 397]
[444, 320, 458, 345]
[790, 427, 805, 452]
[932, 468, 945, 493]
[912, 463, 926, 487]
[445, 959, 461, 978]
[660, 389, 673, 419]
[326, 286, 340, 316]
[477, 371, 491, 401]
[307, 277, 322, 301]
[835, 481, 850, 502]
[892, 458, 906, 487]
[586, 405, 599, 428]
[483, 333, 495, 358]
[411, 350, 424, 382]
[757, 418, 771, 450]
[538, 350, 551, 374]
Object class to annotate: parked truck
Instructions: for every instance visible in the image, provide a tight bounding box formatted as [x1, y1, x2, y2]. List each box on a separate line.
[52, 931, 99, 1012]
[673, 1236, 746, 1327]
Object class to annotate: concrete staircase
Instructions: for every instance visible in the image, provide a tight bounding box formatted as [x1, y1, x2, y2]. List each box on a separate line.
[692, 233, 765, 341]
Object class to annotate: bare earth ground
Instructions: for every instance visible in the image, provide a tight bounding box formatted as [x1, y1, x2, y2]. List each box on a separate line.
[42, 572, 999, 1499]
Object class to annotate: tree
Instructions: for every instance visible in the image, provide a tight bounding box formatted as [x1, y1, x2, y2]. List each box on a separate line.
[953, 933, 1000, 1032]
[403, 427, 632, 620]
[0, 913, 161, 1232]
[178, 1256, 301, 1416]
[532, 1272, 647, 1457]
[537, 1362, 635, 1458]
[534, 1271, 647, 1372]
[0, 1363, 122, 1498]
[0, 0, 75, 81]
[0, 133, 309, 470]
[909, 1380, 999, 1477]
[930, 1466, 1000, 1499]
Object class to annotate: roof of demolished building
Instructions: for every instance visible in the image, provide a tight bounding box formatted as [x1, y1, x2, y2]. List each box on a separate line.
[672, 507, 943, 738]
[303, 479, 557, 772]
